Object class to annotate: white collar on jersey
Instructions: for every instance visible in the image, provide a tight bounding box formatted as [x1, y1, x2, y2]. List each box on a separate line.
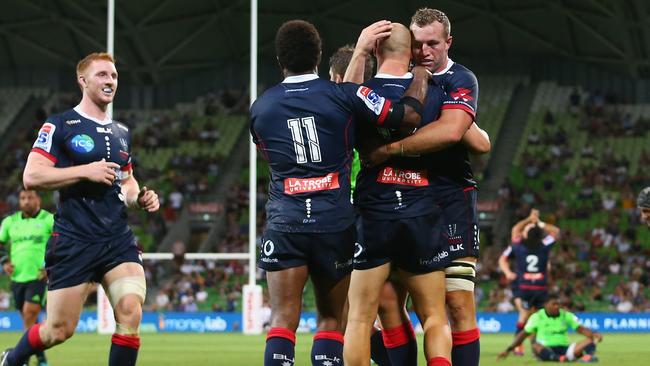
[73, 106, 112, 125]
[282, 73, 319, 83]
[374, 72, 413, 79]
[433, 58, 455, 76]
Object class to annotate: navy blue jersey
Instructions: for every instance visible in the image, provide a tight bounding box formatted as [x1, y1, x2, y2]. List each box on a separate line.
[251, 74, 398, 233]
[428, 60, 479, 194]
[502, 235, 555, 290]
[31, 107, 133, 241]
[354, 73, 442, 219]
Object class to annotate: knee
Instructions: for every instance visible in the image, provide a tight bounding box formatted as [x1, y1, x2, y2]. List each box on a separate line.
[115, 295, 143, 324]
[446, 297, 473, 325]
[270, 311, 300, 331]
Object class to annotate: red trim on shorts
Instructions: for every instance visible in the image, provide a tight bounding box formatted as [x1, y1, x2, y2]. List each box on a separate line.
[519, 284, 547, 290]
[516, 321, 525, 330]
[428, 356, 451, 366]
[382, 324, 410, 348]
[313, 330, 344, 343]
[112, 334, 140, 350]
[28, 323, 45, 351]
[462, 186, 476, 192]
[267, 327, 296, 344]
[120, 162, 132, 172]
[441, 104, 476, 119]
[31, 148, 57, 163]
[452, 328, 480, 346]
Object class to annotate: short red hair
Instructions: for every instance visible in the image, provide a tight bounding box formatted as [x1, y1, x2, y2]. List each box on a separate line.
[76, 52, 115, 77]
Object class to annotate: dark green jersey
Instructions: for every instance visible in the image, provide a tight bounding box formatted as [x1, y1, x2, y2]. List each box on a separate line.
[524, 308, 581, 347]
[0, 210, 53, 282]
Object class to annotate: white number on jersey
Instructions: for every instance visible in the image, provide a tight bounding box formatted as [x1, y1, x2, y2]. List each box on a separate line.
[288, 117, 322, 164]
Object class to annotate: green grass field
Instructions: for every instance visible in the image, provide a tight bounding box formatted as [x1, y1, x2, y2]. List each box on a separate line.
[0, 332, 646, 365]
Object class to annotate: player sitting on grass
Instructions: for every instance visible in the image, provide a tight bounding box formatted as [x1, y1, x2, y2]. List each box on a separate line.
[498, 294, 602, 363]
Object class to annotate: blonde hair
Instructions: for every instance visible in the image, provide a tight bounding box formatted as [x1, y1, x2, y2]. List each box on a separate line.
[411, 8, 451, 38]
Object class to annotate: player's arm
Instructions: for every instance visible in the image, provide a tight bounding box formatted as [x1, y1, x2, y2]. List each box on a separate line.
[577, 326, 603, 343]
[343, 20, 392, 83]
[121, 171, 159, 212]
[498, 329, 532, 360]
[511, 209, 539, 241]
[23, 153, 120, 191]
[498, 248, 517, 281]
[463, 122, 491, 154]
[539, 220, 560, 239]
[0, 223, 12, 276]
[352, 65, 429, 131]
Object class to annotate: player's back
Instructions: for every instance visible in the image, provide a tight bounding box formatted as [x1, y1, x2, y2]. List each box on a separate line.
[354, 74, 442, 219]
[509, 239, 554, 288]
[251, 75, 357, 233]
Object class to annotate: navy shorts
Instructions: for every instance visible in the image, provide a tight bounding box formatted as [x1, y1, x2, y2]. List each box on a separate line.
[354, 212, 447, 273]
[437, 187, 480, 261]
[45, 232, 142, 291]
[258, 225, 355, 281]
[517, 288, 548, 310]
[11, 280, 47, 310]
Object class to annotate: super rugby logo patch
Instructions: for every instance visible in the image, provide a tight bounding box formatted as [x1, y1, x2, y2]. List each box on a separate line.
[450, 87, 474, 102]
[356, 86, 387, 116]
[33, 122, 56, 153]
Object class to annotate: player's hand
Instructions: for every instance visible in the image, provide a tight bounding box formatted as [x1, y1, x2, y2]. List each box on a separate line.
[38, 268, 47, 280]
[411, 65, 433, 81]
[2, 262, 13, 275]
[529, 208, 540, 222]
[506, 272, 517, 281]
[361, 143, 391, 167]
[86, 159, 120, 186]
[497, 350, 510, 360]
[593, 333, 603, 342]
[355, 20, 393, 56]
[137, 186, 160, 212]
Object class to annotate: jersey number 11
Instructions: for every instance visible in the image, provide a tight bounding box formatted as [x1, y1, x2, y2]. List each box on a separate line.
[288, 117, 322, 164]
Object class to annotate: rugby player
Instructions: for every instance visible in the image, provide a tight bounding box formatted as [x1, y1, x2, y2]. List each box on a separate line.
[0, 190, 53, 366]
[498, 294, 602, 362]
[499, 208, 560, 355]
[250, 20, 430, 366]
[344, 23, 450, 366]
[638, 186, 650, 227]
[347, 9, 488, 366]
[1, 52, 159, 366]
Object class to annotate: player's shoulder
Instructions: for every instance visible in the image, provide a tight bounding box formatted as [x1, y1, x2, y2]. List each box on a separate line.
[1, 212, 19, 225]
[37, 209, 54, 220]
[560, 308, 577, 319]
[112, 120, 130, 134]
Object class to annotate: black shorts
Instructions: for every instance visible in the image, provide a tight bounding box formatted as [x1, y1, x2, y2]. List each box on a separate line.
[258, 225, 355, 281]
[354, 212, 447, 273]
[11, 280, 47, 310]
[437, 187, 480, 261]
[45, 232, 142, 291]
[517, 288, 548, 310]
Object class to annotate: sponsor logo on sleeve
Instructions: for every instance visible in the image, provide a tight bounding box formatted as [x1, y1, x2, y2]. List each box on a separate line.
[356, 86, 386, 115]
[65, 119, 81, 125]
[284, 172, 340, 195]
[33, 122, 56, 152]
[70, 134, 95, 153]
[377, 167, 428, 186]
[450, 87, 474, 102]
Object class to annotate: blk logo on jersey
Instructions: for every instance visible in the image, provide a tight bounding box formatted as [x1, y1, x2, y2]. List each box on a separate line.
[450, 87, 474, 102]
[377, 167, 428, 186]
[284, 173, 340, 195]
[33, 122, 56, 152]
[70, 134, 95, 153]
[96, 127, 113, 134]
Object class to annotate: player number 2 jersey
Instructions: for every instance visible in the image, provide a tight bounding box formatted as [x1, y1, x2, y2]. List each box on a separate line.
[502, 234, 555, 289]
